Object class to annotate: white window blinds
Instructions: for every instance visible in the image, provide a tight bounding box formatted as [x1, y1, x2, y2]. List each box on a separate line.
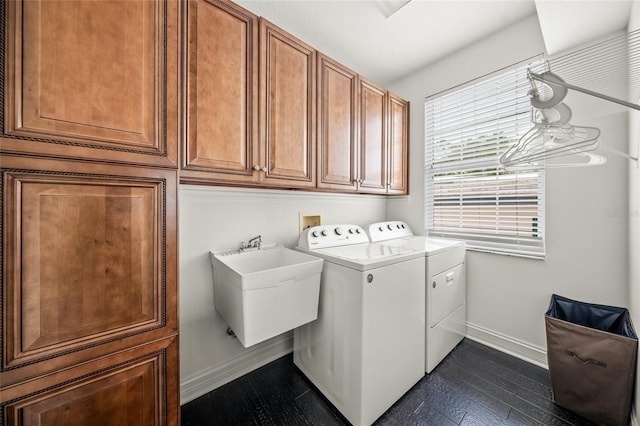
[425, 60, 546, 258]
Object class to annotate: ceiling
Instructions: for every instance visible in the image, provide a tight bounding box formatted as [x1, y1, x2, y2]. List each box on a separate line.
[236, 0, 634, 87]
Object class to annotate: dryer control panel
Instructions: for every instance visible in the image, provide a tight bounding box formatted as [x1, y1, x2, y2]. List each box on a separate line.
[367, 221, 414, 242]
[298, 224, 369, 249]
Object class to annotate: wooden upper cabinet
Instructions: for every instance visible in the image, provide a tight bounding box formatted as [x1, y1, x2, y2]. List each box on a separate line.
[259, 19, 316, 188]
[358, 78, 387, 194]
[181, 0, 260, 184]
[317, 54, 358, 192]
[388, 93, 409, 195]
[1, 0, 179, 167]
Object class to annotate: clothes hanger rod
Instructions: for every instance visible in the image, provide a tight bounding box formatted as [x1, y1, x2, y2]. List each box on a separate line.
[600, 145, 639, 162]
[529, 72, 640, 111]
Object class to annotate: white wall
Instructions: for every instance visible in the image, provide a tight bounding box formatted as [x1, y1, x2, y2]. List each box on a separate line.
[179, 186, 386, 403]
[627, 3, 640, 425]
[388, 14, 630, 365]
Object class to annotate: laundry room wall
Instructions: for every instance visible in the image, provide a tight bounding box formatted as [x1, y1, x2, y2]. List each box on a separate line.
[627, 2, 640, 424]
[179, 186, 386, 403]
[387, 14, 630, 365]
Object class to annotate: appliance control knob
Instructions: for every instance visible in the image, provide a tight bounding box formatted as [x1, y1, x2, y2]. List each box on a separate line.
[311, 231, 319, 238]
[397, 224, 401, 229]
[387, 224, 393, 230]
[335, 227, 343, 235]
[378, 226, 384, 232]
[355, 228, 362, 234]
[321, 229, 328, 236]
[348, 228, 355, 234]
[401, 224, 406, 228]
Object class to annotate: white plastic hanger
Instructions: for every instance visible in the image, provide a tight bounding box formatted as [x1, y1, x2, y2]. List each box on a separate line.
[499, 68, 638, 170]
[500, 102, 606, 170]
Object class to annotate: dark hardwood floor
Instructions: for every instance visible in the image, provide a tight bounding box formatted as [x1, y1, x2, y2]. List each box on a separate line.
[181, 339, 597, 425]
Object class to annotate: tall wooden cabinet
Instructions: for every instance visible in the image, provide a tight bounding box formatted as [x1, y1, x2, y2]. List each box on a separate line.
[1, 0, 179, 424]
[1, 0, 178, 167]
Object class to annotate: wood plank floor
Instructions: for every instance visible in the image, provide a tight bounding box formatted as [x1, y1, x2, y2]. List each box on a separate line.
[181, 339, 598, 425]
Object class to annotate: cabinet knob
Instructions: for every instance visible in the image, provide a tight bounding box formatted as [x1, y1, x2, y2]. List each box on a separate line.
[358, 179, 363, 184]
[253, 165, 260, 171]
[261, 167, 267, 173]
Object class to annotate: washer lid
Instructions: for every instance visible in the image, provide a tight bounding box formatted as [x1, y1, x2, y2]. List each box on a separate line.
[296, 242, 424, 271]
[320, 243, 413, 260]
[374, 235, 465, 256]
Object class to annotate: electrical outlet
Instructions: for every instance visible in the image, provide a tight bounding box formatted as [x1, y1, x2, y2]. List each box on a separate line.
[299, 213, 322, 233]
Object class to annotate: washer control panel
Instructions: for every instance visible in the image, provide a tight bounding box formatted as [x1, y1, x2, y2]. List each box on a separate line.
[367, 221, 414, 242]
[298, 224, 369, 249]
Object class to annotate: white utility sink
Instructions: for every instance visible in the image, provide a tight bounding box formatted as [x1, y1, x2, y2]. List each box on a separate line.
[210, 244, 323, 347]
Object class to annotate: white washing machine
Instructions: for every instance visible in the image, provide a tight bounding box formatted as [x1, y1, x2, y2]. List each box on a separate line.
[294, 224, 425, 426]
[368, 221, 466, 373]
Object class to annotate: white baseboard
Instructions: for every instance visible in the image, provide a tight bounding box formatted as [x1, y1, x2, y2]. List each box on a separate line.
[180, 323, 548, 405]
[180, 333, 294, 405]
[466, 322, 548, 369]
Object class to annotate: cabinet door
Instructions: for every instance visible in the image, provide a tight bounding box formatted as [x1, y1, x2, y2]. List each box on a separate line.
[358, 78, 387, 194]
[1, 0, 179, 167]
[388, 93, 409, 195]
[317, 54, 358, 192]
[181, 0, 260, 184]
[1, 337, 178, 426]
[260, 19, 316, 188]
[1, 156, 178, 387]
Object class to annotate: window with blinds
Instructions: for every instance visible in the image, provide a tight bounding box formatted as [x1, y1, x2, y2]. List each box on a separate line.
[425, 60, 546, 258]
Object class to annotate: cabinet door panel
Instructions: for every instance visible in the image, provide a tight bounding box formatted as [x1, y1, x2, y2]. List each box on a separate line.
[181, 0, 259, 183]
[317, 55, 358, 191]
[260, 19, 316, 187]
[2, 0, 178, 167]
[1, 158, 177, 384]
[2, 337, 178, 426]
[388, 93, 409, 194]
[359, 79, 387, 193]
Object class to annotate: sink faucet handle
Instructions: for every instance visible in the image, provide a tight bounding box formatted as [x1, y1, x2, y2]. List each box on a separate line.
[248, 235, 262, 248]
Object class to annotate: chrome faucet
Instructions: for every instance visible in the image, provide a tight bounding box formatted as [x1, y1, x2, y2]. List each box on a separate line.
[240, 235, 262, 250]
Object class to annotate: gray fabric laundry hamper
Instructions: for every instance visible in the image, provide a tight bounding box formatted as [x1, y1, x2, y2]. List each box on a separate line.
[545, 294, 638, 426]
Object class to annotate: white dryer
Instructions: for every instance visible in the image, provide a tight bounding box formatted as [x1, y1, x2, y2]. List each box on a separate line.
[368, 221, 466, 373]
[295, 224, 425, 426]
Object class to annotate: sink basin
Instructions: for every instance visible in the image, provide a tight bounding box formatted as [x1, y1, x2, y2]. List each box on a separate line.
[210, 244, 323, 347]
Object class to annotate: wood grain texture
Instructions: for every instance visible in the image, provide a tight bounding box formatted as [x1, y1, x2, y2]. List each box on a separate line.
[1, 0, 179, 167]
[181, 0, 259, 183]
[1, 155, 178, 388]
[259, 18, 316, 188]
[387, 92, 409, 195]
[358, 77, 387, 194]
[317, 54, 358, 191]
[2, 337, 179, 426]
